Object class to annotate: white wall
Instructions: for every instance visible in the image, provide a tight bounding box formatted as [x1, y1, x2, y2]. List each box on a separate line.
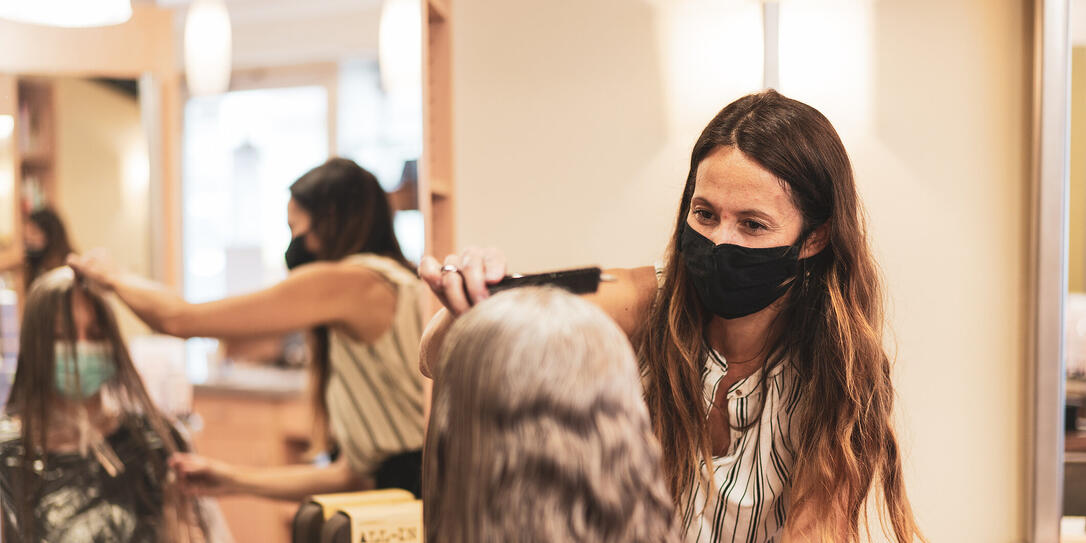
[453, 0, 1030, 541]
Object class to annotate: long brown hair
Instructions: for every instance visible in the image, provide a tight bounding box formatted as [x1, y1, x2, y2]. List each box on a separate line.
[638, 90, 922, 541]
[288, 157, 412, 452]
[424, 287, 678, 543]
[24, 207, 75, 287]
[4, 267, 203, 541]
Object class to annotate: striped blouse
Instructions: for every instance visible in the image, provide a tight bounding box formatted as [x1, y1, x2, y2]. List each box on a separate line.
[325, 254, 427, 476]
[680, 346, 804, 543]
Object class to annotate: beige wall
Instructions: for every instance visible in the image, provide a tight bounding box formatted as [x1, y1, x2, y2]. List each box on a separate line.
[453, 0, 1030, 541]
[54, 78, 152, 338]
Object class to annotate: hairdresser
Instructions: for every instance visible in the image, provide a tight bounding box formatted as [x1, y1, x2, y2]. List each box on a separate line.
[24, 206, 76, 286]
[418, 91, 924, 542]
[68, 157, 426, 500]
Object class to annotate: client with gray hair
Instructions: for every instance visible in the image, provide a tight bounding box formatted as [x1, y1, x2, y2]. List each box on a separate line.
[423, 286, 678, 543]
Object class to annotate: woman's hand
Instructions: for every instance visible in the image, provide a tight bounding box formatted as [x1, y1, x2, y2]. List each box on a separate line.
[418, 247, 507, 315]
[66, 250, 119, 292]
[170, 453, 240, 496]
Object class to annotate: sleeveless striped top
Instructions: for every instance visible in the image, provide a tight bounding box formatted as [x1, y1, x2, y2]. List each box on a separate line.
[680, 348, 803, 543]
[325, 254, 426, 476]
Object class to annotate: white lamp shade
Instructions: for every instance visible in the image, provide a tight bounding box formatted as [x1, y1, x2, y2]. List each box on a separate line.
[0, 0, 132, 27]
[184, 0, 232, 97]
[378, 0, 421, 95]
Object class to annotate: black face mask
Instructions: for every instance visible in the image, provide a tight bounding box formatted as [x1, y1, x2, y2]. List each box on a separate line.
[284, 234, 317, 270]
[680, 224, 802, 319]
[25, 247, 45, 265]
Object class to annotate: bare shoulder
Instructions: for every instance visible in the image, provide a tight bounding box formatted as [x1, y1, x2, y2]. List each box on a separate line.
[583, 265, 658, 338]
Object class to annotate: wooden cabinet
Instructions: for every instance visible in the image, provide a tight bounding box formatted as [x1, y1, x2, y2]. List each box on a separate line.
[0, 76, 22, 281]
[16, 79, 57, 213]
[192, 384, 313, 543]
[0, 76, 59, 300]
[421, 0, 454, 264]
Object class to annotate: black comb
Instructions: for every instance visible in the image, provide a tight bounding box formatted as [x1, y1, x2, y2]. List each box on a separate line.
[487, 267, 610, 295]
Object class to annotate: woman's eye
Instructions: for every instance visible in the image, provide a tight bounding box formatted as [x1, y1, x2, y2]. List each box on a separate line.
[693, 209, 714, 221]
[743, 219, 768, 231]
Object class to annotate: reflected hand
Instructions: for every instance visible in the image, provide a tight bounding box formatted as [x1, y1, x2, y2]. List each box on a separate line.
[66, 249, 119, 291]
[418, 247, 507, 315]
[170, 453, 239, 496]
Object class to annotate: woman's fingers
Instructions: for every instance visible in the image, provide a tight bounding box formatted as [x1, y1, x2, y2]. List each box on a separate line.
[418, 255, 450, 305]
[66, 253, 92, 277]
[481, 248, 507, 283]
[441, 254, 472, 315]
[66, 251, 116, 290]
[171, 453, 227, 495]
[419, 247, 510, 315]
[459, 247, 490, 305]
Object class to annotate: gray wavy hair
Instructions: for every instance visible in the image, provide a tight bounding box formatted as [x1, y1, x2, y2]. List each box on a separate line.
[423, 287, 678, 543]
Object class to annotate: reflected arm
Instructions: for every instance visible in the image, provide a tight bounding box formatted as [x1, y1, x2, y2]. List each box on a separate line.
[70, 256, 392, 340]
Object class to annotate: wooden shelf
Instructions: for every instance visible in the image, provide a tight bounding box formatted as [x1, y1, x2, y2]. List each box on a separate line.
[422, 0, 454, 271]
[427, 0, 449, 22]
[16, 78, 56, 216]
[430, 177, 451, 198]
[19, 151, 51, 166]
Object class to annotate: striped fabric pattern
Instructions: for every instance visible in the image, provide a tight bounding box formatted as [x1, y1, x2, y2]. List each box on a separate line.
[681, 348, 803, 543]
[324, 254, 426, 476]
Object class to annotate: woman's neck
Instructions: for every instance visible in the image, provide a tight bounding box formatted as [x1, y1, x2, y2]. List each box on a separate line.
[44, 395, 118, 451]
[705, 306, 780, 367]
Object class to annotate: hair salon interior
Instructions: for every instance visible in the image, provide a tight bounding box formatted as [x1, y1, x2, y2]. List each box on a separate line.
[0, 0, 1084, 542]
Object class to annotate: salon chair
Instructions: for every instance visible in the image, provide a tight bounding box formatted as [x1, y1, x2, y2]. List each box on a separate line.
[291, 488, 415, 543]
[318, 500, 422, 543]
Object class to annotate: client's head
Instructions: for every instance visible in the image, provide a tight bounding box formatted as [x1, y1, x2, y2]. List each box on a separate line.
[9, 267, 148, 413]
[423, 287, 677, 543]
[6, 267, 178, 459]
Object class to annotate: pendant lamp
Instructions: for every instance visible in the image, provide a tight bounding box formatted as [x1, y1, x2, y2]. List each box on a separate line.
[184, 0, 232, 96]
[0, 0, 132, 27]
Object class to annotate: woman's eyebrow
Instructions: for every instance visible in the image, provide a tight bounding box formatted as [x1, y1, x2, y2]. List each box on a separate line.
[690, 196, 718, 210]
[737, 209, 778, 224]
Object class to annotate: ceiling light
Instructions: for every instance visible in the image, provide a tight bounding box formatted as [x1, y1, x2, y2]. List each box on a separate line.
[0, 0, 132, 27]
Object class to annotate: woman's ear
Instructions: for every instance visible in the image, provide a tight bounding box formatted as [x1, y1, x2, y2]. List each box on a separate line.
[799, 222, 830, 259]
[305, 229, 322, 254]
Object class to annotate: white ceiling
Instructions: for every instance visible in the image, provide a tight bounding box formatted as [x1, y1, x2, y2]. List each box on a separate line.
[155, 0, 381, 25]
[155, 0, 384, 68]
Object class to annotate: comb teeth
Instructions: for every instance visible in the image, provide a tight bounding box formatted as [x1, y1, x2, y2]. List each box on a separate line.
[487, 267, 603, 295]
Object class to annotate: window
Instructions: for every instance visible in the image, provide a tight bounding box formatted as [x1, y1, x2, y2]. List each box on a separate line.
[182, 85, 329, 381]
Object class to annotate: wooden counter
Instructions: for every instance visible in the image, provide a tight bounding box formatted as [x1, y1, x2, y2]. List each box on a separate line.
[191, 366, 312, 543]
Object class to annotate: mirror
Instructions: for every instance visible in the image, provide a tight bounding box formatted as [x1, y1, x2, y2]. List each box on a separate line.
[11, 76, 154, 334]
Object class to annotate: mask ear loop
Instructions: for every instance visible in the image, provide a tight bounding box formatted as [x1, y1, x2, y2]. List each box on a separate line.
[793, 225, 817, 294]
[796, 220, 831, 294]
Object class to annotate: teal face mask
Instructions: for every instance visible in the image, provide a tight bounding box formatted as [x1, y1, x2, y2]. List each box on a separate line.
[54, 341, 116, 400]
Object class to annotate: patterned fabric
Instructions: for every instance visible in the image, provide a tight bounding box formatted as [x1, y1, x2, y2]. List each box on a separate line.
[0, 416, 170, 543]
[325, 254, 426, 476]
